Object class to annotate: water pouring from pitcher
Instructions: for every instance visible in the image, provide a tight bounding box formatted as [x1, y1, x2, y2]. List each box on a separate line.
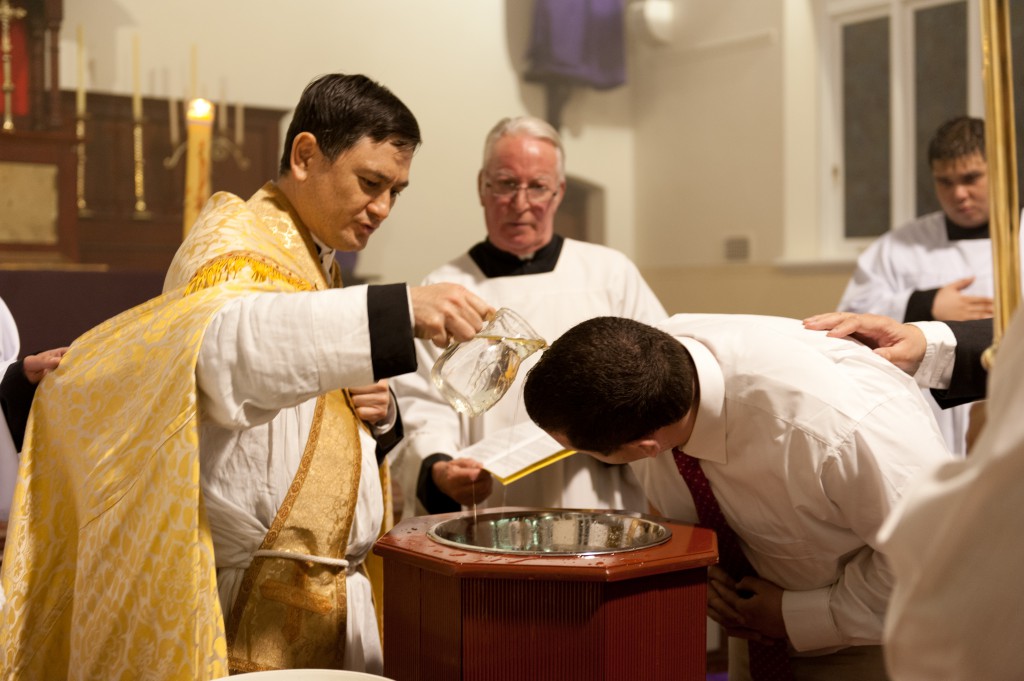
[431, 308, 547, 417]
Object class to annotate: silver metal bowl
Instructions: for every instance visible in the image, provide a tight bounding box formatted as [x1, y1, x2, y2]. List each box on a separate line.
[427, 509, 672, 556]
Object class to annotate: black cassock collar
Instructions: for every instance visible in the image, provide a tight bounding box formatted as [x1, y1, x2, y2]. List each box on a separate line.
[468, 234, 565, 278]
[945, 215, 989, 241]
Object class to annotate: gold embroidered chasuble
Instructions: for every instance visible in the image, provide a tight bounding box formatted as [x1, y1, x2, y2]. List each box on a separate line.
[0, 182, 375, 679]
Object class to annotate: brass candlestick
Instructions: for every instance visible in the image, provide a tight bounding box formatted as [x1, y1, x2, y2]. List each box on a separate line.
[132, 119, 151, 218]
[163, 140, 187, 169]
[164, 129, 249, 170]
[75, 114, 93, 216]
[212, 132, 250, 170]
[0, 0, 26, 132]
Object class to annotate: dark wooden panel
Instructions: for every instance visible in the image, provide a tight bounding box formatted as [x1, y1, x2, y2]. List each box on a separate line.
[0, 129, 79, 261]
[64, 90, 287, 271]
[1, 90, 286, 272]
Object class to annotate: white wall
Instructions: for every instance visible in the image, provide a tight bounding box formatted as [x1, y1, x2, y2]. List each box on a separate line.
[61, 0, 638, 285]
[62, 0, 856, 317]
[625, 0, 854, 318]
[631, 0, 785, 268]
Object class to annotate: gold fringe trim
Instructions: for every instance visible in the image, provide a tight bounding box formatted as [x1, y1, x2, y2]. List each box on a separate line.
[185, 252, 313, 295]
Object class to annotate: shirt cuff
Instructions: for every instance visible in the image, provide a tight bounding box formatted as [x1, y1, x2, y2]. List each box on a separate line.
[909, 321, 956, 389]
[782, 586, 842, 651]
[370, 392, 398, 436]
[373, 403, 404, 465]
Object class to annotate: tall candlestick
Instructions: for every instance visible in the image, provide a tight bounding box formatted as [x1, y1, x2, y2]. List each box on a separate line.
[131, 34, 141, 121]
[76, 24, 85, 116]
[183, 97, 214, 237]
[218, 97, 227, 134]
[74, 23, 87, 209]
[0, 0, 26, 131]
[234, 102, 244, 146]
[132, 120, 148, 215]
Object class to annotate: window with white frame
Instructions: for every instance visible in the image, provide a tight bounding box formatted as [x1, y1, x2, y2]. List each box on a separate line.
[815, 0, 1018, 259]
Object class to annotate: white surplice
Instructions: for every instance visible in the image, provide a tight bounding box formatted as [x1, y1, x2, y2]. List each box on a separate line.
[837, 211, 1010, 457]
[392, 238, 667, 519]
[0, 296, 21, 522]
[196, 285, 385, 674]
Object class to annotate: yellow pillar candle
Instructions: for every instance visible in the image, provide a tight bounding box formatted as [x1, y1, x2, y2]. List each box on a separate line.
[182, 97, 214, 238]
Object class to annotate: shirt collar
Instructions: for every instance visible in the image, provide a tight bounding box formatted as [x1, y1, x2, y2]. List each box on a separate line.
[676, 336, 728, 464]
[468, 234, 564, 278]
[309, 233, 336, 279]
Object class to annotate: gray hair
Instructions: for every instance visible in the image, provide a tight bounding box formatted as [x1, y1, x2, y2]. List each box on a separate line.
[481, 116, 565, 181]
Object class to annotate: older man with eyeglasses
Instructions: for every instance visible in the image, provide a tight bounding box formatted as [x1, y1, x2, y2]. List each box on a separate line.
[391, 116, 667, 520]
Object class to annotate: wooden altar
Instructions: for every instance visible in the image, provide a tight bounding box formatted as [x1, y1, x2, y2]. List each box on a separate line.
[1, 89, 287, 272]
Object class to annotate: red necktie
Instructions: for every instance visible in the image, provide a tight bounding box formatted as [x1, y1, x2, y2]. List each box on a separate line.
[672, 448, 794, 681]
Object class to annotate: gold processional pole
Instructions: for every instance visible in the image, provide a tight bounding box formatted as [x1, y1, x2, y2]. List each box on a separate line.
[980, 0, 1021, 370]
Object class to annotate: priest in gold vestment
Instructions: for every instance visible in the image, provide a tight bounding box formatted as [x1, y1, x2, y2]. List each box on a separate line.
[0, 74, 491, 680]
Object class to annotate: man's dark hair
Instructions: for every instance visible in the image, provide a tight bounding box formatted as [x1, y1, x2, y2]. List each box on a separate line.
[279, 73, 421, 174]
[523, 316, 696, 455]
[928, 116, 984, 166]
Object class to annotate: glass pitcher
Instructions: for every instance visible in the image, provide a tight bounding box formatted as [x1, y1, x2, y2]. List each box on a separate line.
[431, 307, 547, 418]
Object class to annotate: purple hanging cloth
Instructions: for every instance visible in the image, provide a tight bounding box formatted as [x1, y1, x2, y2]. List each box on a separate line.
[524, 0, 627, 129]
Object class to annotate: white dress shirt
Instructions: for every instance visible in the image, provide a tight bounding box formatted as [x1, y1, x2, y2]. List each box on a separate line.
[909, 320, 957, 390]
[631, 314, 952, 654]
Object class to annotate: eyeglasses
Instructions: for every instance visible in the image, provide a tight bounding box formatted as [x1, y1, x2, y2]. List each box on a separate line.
[485, 178, 558, 205]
